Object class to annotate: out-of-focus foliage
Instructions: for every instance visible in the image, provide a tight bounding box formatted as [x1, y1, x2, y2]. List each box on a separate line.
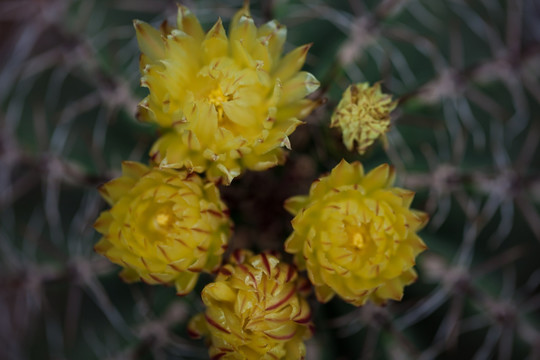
[1, 0, 539, 359]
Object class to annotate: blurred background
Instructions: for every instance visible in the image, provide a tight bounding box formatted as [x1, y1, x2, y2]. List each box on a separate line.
[1, 0, 540, 359]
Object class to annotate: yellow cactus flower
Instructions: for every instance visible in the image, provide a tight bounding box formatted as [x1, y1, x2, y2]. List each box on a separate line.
[94, 162, 232, 295]
[284, 160, 428, 306]
[134, 4, 320, 184]
[330, 82, 397, 154]
[188, 250, 313, 360]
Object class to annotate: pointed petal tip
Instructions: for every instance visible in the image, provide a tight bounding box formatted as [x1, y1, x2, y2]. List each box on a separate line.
[304, 43, 313, 51]
[93, 238, 109, 254]
[337, 158, 349, 166]
[97, 182, 110, 198]
[176, 3, 189, 12]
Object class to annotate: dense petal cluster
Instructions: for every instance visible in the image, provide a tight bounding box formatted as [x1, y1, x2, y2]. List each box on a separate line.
[135, 4, 320, 184]
[94, 162, 232, 295]
[330, 82, 397, 154]
[284, 160, 427, 306]
[188, 250, 313, 360]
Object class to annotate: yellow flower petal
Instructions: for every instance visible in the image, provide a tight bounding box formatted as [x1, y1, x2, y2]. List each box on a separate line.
[176, 5, 204, 41]
[258, 20, 286, 66]
[202, 19, 228, 62]
[284, 195, 309, 215]
[273, 44, 312, 82]
[279, 72, 320, 106]
[133, 20, 165, 62]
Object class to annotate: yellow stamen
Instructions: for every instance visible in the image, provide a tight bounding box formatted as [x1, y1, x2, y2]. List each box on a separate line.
[352, 232, 364, 249]
[208, 86, 229, 120]
[156, 213, 170, 226]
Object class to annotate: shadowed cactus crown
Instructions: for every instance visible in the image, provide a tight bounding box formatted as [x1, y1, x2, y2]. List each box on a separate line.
[135, 3, 320, 184]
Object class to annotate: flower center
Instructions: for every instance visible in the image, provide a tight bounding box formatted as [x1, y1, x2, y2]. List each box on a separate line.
[151, 205, 175, 233]
[352, 232, 365, 249]
[155, 212, 171, 227]
[344, 220, 370, 252]
[208, 86, 231, 121]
